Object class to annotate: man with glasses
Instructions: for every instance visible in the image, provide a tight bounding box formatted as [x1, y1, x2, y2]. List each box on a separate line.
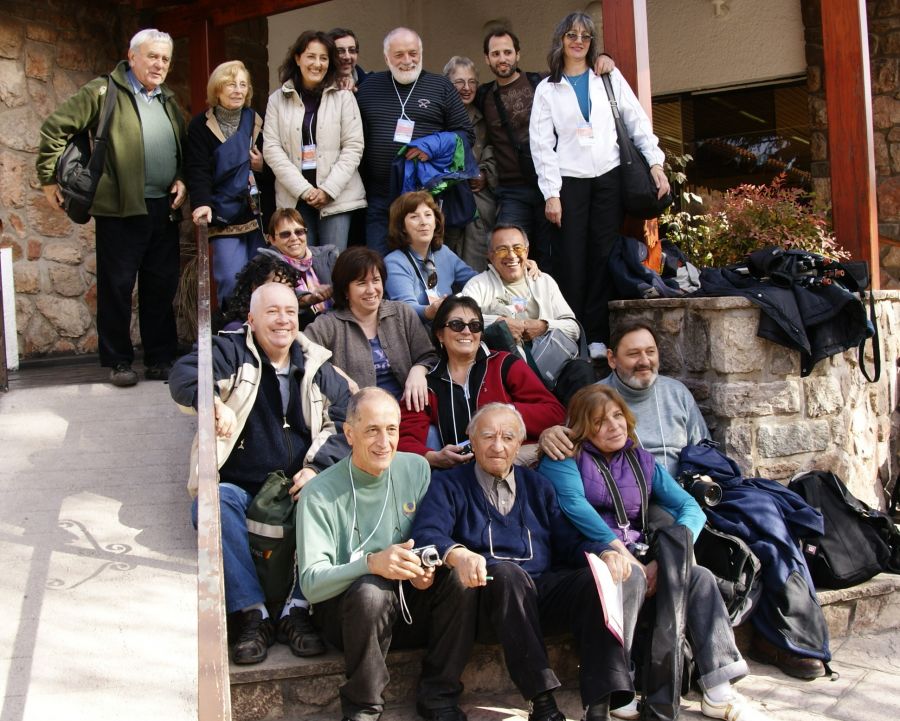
[462, 225, 595, 404]
[328, 28, 368, 89]
[412, 403, 643, 721]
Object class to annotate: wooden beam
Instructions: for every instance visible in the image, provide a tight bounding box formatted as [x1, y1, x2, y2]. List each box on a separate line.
[154, 0, 327, 37]
[188, 18, 225, 115]
[601, 0, 652, 117]
[821, 0, 880, 288]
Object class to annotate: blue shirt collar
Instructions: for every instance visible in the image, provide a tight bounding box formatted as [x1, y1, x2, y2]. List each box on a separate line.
[126, 68, 162, 101]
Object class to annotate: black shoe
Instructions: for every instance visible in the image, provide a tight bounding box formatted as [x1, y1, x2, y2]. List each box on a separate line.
[749, 634, 825, 680]
[109, 362, 138, 387]
[416, 702, 467, 721]
[277, 606, 326, 657]
[144, 361, 172, 381]
[231, 609, 275, 665]
[584, 697, 611, 721]
[529, 692, 565, 721]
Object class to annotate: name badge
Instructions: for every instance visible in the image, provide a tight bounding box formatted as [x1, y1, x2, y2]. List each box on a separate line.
[576, 121, 594, 146]
[350, 549, 363, 563]
[394, 117, 415, 144]
[301, 144, 317, 170]
[510, 296, 528, 315]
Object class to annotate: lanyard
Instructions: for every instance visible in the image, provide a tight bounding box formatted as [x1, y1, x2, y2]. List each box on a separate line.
[402, 248, 433, 294]
[302, 109, 317, 145]
[349, 464, 392, 556]
[392, 74, 421, 121]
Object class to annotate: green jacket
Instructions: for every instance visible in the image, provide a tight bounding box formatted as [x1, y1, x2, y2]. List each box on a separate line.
[37, 60, 186, 218]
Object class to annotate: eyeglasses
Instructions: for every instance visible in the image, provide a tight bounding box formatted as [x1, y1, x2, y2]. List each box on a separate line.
[564, 32, 593, 42]
[443, 319, 484, 334]
[277, 228, 307, 240]
[488, 519, 533, 562]
[336, 47, 358, 56]
[423, 258, 438, 290]
[491, 244, 528, 259]
[452, 79, 478, 89]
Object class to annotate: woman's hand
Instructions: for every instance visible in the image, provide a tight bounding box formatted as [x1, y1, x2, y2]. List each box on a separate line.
[425, 445, 471, 469]
[249, 147, 264, 172]
[192, 205, 213, 225]
[423, 295, 446, 321]
[304, 284, 333, 306]
[545, 197, 562, 227]
[402, 364, 429, 412]
[523, 259, 542, 280]
[650, 165, 670, 199]
[304, 188, 331, 209]
[599, 550, 632, 583]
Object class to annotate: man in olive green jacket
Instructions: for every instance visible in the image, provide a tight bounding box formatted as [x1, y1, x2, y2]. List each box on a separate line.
[37, 28, 187, 387]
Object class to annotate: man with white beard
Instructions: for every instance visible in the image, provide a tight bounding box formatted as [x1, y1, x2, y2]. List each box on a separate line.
[355, 27, 474, 255]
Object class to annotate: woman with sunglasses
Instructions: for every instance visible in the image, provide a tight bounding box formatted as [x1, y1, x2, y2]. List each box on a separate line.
[256, 208, 336, 328]
[539, 384, 755, 721]
[398, 294, 565, 469]
[530, 12, 670, 353]
[304, 247, 438, 412]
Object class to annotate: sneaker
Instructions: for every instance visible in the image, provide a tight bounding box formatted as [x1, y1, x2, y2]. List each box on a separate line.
[277, 606, 326, 657]
[415, 702, 468, 721]
[611, 698, 640, 720]
[749, 635, 824, 680]
[701, 691, 766, 721]
[231, 609, 275, 665]
[144, 361, 173, 381]
[589, 342, 608, 360]
[109, 362, 138, 387]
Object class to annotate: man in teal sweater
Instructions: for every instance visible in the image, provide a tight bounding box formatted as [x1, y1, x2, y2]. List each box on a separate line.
[297, 387, 474, 721]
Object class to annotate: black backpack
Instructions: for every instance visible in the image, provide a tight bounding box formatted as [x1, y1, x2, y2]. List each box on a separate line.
[693, 524, 762, 625]
[788, 470, 897, 588]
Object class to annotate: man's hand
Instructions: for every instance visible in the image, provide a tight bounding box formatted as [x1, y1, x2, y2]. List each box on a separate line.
[336, 75, 356, 92]
[538, 425, 575, 460]
[409, 564, 437, 590]
[643, 559, 658, 597]
[650, 165, 670, 199]
[498, 318, 526, 343]
[42, 184, 64, 210]
[425, 445, 471, 469]
[290, 467, 317, 500]
[446, 547, 488, 588]
[192, 205, 213, 225]
[402, 364, 429, 412]
[405, 147, 430, 162]
[599, 549, 633, 583]
[522, 319, 549, 342]
[170, 179, 186, 209]
[249, 147, 264, 172]
[213, 397, 237, 438]
[469, 173, 486, 193]
[545, 197, 562, 227]
[594, 53, 616, 75]
[366, 539, 424, 580]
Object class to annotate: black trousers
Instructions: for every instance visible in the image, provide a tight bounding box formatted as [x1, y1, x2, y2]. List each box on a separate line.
[94, 197, 180, 367]
[479, 561, 634, 709]
[312, 570, 476, 721]
[552, 170, 623, 345]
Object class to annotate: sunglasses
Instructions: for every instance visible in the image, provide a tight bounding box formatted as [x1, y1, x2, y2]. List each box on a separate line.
[423, 258, 438, 290]
[564, 32, 593, 42]
[492, 244, 528, 259]
[277, 228, 307, 240]
[444, 319, 484, 333]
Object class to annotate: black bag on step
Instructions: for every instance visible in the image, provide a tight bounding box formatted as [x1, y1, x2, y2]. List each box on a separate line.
[788, 470, 891, 588]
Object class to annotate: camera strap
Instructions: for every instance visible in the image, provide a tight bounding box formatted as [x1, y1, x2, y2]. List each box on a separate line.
[587, 448, 649, 536]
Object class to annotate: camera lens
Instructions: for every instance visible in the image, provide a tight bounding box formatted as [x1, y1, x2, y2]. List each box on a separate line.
[690, 479, 722, 507]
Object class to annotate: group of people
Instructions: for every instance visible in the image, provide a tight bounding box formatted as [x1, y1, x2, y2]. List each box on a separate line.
[36, 10, 670, 389]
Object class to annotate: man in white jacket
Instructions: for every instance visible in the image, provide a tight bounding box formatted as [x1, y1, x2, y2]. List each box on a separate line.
[461, 224, 595, 404]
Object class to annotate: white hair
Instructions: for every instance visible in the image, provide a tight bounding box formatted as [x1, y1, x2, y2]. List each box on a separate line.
[130, 29, 173, 54]
[382, 27, 422, 57]
[467, 403, 527, 441]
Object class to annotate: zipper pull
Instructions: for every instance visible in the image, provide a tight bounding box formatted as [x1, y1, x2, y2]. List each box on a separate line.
[283, 416, 290, 429]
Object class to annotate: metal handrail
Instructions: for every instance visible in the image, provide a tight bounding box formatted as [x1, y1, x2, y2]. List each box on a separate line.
[195, 220, 232, 721]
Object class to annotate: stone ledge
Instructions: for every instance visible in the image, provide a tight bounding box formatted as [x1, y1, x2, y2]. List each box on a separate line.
[816, 572, 900, 604]
[608, 290, 900, 312]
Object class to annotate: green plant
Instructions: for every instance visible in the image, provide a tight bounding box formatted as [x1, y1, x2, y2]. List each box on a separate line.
[661, 173, 847, 268]
[663, 152, 702, 211]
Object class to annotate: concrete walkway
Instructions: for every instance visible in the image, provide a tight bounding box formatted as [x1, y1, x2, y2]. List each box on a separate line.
[0, 374, 197, 721]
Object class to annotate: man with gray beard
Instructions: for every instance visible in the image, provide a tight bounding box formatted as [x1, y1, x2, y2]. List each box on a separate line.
[355, 27, 474, 255]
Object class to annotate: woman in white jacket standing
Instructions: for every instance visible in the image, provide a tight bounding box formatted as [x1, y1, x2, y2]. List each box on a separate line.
[264, 31, 366, 251]
[529, 11, 669, 351]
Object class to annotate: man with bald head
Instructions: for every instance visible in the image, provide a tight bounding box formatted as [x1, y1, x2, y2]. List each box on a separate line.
[299, 387, 474, 721]
[355, 27, 475, 254]
[169, 282, 353, 665]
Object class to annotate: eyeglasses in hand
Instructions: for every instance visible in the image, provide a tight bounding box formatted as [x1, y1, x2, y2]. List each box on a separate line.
[487, 520, 533, 562]
[423, 258, 438, 290]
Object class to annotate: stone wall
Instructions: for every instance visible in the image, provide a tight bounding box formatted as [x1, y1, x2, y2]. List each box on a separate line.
[609, 293, 900, 510]
[802, 0, 900, 287]
[0, 2, 268, 359]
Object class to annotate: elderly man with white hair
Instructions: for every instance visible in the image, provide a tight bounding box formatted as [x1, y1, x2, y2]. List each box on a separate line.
[38, 29, 187, 387]
[355, 27, 475, 255]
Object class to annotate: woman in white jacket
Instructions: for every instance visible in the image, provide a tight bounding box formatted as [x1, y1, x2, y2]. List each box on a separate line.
[264, 31, 366, 251]
[529, 12, 669, 350]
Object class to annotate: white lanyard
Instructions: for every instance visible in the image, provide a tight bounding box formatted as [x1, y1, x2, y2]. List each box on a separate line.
[392, 75, 421, 122]
[349, 463, 392, 557]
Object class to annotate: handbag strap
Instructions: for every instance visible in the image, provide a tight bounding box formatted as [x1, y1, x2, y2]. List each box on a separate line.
[88, 77, 118, 176]
[587, 447, 649, 534]
[858, 289, 881, 383]
[601, 73, 631, 155]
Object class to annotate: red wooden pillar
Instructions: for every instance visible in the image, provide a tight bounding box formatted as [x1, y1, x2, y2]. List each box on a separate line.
[188, 19, 225, 115]
[821, 0, 880, 287]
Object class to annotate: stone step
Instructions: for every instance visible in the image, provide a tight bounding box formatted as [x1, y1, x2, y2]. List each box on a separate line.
[229, 574, 900, 721]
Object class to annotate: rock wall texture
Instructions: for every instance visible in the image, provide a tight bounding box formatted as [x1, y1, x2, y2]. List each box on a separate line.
[609, 293, 900, 511]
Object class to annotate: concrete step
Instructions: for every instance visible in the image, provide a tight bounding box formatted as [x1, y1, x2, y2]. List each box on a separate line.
[229, 574, 900, 721]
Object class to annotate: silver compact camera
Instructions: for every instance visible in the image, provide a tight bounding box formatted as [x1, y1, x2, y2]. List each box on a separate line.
[412, 545, 441, 568]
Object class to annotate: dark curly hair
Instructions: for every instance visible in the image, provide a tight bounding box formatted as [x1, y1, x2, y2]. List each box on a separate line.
[221, 254, 302, 327]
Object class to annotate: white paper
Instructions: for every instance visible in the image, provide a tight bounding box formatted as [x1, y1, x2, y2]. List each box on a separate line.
[586, 552, 624, 645]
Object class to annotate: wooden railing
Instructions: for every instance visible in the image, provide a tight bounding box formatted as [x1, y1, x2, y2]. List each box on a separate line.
[194, 221, 232, 721]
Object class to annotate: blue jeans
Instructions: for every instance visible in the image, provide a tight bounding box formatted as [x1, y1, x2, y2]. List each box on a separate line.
[364, 194, 392, 256]
[191, 482, 304, 614]
[494, 184, 553, 271]
[211, 230, 266, 305]
[297, 203, 353, 252]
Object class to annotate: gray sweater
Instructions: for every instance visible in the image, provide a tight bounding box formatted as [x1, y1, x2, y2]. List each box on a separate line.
[600, 372, 709, 474]
[304, 300, 438, 390]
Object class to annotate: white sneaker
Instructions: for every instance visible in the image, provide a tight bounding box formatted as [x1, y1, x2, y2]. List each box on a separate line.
[610, 698, 640, 720]
[701, 691, 766, 721]
[589, 342, 607, 360]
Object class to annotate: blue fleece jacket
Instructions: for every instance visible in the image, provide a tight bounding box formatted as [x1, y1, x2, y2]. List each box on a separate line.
[384, 245, 477, 321]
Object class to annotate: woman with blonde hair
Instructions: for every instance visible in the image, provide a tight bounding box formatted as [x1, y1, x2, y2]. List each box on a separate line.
[185, 60, 266, 304]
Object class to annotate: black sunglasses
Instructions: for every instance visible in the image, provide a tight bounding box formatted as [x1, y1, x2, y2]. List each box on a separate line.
[423, 258, 438, 290]
[444, 319, 484, 333]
